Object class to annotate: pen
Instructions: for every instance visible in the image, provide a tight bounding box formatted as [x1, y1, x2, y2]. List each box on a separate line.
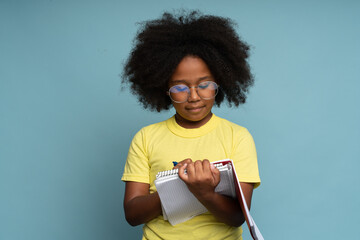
[172, 161, 178, 167]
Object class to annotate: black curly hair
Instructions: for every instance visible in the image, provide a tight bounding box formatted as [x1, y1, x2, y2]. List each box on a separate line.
[122, 10, 254, 112]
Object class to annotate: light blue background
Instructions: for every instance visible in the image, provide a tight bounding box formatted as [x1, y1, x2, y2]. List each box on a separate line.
[1, 0, 359, 239]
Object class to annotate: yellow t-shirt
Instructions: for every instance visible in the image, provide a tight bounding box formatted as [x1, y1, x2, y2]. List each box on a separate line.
[122, 114, 261, 240]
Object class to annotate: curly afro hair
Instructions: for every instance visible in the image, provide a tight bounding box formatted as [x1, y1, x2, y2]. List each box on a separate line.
[122, 10, 254, 112]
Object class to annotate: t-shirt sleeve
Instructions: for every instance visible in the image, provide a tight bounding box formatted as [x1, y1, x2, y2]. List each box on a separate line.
[232, 128, 261, 188]
[121, 129, 150, 184]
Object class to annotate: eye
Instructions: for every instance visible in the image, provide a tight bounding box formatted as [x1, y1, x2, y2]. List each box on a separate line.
[170, 84, 189, 93]
[198, 81, 211, 89]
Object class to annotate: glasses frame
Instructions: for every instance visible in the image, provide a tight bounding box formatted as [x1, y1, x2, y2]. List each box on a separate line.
[167, 81, 219, 103]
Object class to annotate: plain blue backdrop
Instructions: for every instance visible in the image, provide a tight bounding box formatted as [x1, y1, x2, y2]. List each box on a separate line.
[1, 0, 359, 239]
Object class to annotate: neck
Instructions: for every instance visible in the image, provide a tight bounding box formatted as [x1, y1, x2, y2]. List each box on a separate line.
[175, 112, 213, 129]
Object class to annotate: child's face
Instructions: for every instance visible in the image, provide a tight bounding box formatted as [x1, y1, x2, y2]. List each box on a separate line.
[168, 56, 216, 128]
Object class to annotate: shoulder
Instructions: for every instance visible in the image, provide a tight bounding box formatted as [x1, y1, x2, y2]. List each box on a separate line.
[215, 115, 251, 136]
[132, 119, 169, 142]
[139, 119, 167, 134]
[214, 115, 255, 148]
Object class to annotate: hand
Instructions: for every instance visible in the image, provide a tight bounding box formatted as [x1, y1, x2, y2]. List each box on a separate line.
[178, 159, 220, 201]
[172, 158, 193, 169]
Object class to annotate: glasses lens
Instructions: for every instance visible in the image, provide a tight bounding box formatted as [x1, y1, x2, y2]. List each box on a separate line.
[197, 81, 218, 100]
[169, 84, 189, 103]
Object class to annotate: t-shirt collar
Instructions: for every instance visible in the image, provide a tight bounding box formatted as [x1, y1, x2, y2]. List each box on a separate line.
[166, 114, 219, 138]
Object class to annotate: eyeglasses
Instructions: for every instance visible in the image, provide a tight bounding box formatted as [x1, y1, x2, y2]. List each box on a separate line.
[167, 81, 219, 103]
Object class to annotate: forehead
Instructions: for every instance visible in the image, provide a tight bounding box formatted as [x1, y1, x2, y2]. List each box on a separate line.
[170, 56, 212, 83]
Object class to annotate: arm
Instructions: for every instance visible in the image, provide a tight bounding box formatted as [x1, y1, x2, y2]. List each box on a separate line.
[178, 160, 254, 227]
[123, 181, 162, 226]
[199, 182, 254, 227]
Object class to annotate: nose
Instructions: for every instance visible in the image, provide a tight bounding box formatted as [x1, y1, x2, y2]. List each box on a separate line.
[188, 86, 201, 102]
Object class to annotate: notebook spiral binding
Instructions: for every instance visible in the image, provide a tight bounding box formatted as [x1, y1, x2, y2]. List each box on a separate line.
[156, 163, 226, 179]
[156, 169, 179, 178]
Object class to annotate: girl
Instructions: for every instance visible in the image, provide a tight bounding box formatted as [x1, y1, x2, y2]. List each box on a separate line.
[121, 10, 261, 240]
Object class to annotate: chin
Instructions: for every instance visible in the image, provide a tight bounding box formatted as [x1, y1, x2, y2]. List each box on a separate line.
[182, 112, 211, 122]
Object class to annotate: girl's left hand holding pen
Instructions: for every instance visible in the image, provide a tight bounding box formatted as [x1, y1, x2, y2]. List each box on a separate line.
[172, 158, 193, 169]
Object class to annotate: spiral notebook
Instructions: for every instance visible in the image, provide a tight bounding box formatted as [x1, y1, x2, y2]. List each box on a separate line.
[154, 159, 264, 240]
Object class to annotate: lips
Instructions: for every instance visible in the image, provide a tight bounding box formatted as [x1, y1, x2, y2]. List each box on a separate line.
[186, 106, 205, 112]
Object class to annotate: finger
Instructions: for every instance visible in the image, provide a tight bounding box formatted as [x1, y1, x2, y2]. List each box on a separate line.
[173, 158, 192, 169]
[184, 158, 193, 164]
[178, 163, 188, 181]
[202, 159, 211, 175]
[210, 164, 221, 186]
[185, 161, 195, 180]
[194, 160, 203, 174]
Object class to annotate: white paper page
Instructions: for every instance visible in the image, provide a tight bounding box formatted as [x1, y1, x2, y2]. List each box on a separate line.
[155, 174, 208, 225]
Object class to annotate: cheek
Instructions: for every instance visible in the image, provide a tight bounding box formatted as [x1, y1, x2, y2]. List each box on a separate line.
[171, 102, 184, 111]
[205, 99, 215, 108]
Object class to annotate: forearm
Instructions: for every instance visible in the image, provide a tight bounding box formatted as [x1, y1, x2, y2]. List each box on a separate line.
[197, 192, 244, 227]
[124, 191, 162, 226]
